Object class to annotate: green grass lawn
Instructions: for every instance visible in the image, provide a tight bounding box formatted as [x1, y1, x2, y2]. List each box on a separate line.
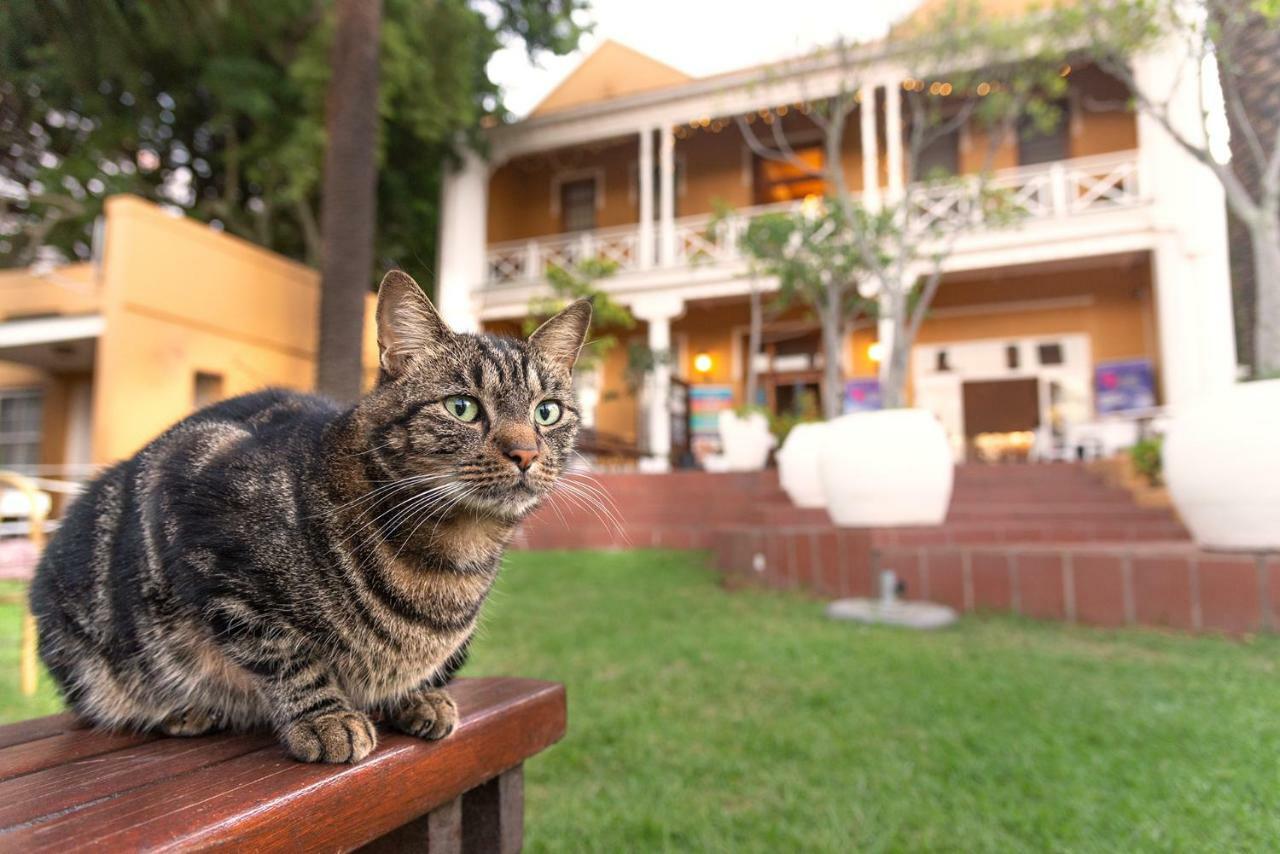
[4, 556, 1279, 851]
[463, 551, 1280, 853]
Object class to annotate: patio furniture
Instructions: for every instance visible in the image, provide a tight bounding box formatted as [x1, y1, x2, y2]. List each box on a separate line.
[0, 676, 566, 852]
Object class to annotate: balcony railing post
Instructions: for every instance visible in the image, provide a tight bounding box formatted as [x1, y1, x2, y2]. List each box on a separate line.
[1049, 162, 1069, 217]
[578, 232, 594, 265]
[524, 240, 540, 281]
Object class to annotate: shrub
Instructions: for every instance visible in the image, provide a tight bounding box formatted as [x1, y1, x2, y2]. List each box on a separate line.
[1130, 437, 1163, 486]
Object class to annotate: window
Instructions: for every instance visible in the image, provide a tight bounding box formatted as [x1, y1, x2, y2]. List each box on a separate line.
[1038, 342, 1065, 366]
[0, 390, 43, 470]
[754, 145, 825, 204]
[915, 127, 960, 179]
[194, 371, 225, 409]
[560, 178, 597, 232]
[935, 350, 951, 372]
[1018, 104, 1070, 166]
[1005, 345, 1020, 370]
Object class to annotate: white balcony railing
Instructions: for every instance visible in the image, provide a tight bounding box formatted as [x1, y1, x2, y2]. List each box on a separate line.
[485, 151, 1143, 286]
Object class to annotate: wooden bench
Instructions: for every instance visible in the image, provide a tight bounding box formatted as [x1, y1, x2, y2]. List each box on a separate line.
[0, 677, 565, 852]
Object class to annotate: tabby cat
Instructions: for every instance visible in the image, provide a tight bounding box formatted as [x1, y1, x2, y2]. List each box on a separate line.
[30, 271, 591, 763]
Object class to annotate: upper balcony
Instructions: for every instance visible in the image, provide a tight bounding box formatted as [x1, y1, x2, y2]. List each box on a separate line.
[483, 149, 1146, 291]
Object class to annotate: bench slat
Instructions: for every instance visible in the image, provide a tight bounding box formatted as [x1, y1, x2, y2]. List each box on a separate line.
[0, 677, 566, 852]
[0, 732, 276, 828]
[0, 713, 80, 750]
[0, 730, 155, 782]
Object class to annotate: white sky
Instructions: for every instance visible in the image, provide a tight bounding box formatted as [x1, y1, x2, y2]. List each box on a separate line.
[488, 0, 926, 117]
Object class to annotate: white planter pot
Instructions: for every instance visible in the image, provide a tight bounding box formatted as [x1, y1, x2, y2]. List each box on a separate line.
[716, 411, 775, 472]
[777, 422, 828, 508]
[818, 409, 954, 527]
[1164, 379, 1280, 551]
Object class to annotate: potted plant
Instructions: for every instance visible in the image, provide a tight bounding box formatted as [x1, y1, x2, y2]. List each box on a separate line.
[1164, 380, 1280, 550]
[730, 7, 1065, 525]
[714, 407, 776, 472]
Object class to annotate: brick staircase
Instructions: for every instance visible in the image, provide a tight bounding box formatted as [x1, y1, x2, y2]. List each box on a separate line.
[516, 464, 1277, 635]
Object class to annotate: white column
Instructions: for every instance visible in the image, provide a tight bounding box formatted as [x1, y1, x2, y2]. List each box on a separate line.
[884, 79, 905, 201]
[638, 127, 655, 269]
[632, 295, 685, 472]
[1134, 41, 1237, 408]
[659, 124, 676, 266]
[436, 148, 488, 332]
[859, 85, 881, 211]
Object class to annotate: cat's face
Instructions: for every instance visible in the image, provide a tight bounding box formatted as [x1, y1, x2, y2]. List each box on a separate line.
[357, 271, 591, 520]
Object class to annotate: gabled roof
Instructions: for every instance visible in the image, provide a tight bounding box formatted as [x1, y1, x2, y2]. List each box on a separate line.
[529, 39, 693, 117]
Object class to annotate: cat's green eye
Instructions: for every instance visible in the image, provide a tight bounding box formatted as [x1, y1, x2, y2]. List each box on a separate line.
[444, 395, 481, 423]
[534, 400, 562, 426]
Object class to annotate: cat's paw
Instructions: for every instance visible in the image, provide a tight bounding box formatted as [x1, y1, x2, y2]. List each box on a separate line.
[390, 689, 458, 741]
[158, 708, 219, 737]
[281, 710, 377, 763]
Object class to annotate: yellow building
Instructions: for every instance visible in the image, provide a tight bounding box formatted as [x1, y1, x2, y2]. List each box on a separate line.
[0, 196, 378, 481]
[438, 31, 1236, 467]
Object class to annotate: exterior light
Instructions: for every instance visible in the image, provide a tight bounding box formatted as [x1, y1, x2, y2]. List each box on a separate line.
[868, 342, 885, 363]
[694, 352, 714, 375]
[939, 83, 953, 96]
[976, 82, 992, 96]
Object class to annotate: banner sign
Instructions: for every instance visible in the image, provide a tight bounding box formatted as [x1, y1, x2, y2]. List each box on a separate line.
[689, 385, 735, 437]
[1095, 359, 1156, 414]
[843, 379, 883, 414]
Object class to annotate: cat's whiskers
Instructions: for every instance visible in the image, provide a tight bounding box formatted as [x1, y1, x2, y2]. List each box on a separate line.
[555, 479, 628, 543]
[344, 481, 461, 555]
[314, 471, 451, 521]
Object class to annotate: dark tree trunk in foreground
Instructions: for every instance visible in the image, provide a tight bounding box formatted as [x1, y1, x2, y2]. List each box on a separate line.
[316, 0, 383, 400]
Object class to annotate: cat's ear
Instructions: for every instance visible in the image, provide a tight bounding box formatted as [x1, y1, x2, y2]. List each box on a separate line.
[375, 270, 452, 378]
[528, 299, 593, 372]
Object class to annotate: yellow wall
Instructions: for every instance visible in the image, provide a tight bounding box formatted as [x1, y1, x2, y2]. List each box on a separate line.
[0, 263, 101, 321]
[87, 196, 379, 463]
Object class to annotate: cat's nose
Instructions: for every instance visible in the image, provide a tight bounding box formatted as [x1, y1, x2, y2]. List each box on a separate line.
[505, 446, 539, 471]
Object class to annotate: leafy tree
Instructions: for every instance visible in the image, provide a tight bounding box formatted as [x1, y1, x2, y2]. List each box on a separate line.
[735, 203, 878, 419]
[732, 1, 1078, 410]
[0, 0, 586, 282]
[523, 257, 633, 371]
[1068, 0, 1280, 378]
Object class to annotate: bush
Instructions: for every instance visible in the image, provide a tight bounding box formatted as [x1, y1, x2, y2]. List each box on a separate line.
[1130, 437, 1163, 486]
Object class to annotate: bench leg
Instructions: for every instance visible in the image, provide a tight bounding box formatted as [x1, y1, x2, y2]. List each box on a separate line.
[356, 764, 524, 854]
[462, 765, 523, 854]
[358, 795, 462, 853]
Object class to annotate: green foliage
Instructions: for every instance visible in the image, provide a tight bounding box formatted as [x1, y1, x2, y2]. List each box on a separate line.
[766, 389, 822, 444]
[738, 204, 877, 316]
[1130, 436, 1163, 485]
[523, 257, 633, 372]
[0, 0, 587, 285]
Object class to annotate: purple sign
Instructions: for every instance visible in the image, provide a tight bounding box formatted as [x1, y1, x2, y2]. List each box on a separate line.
[843, 379, 883, 414]
[1095, 359, 1156, 414]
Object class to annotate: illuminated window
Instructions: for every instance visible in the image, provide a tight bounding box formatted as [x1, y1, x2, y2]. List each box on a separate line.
[754, 145, 826, 204]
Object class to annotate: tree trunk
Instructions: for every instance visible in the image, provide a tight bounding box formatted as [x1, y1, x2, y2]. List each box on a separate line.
[880, 291, 910, 410]
[316, 0, 383, 401]
[820, 284, 845, 420]
[745, 278, 762, 409]
[1253, 217, 1280, 376]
